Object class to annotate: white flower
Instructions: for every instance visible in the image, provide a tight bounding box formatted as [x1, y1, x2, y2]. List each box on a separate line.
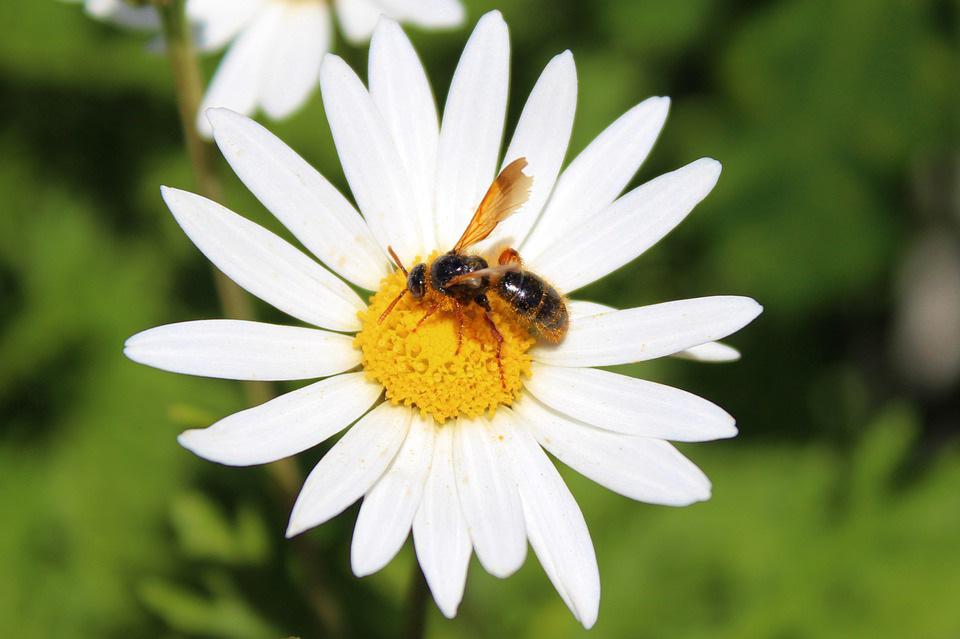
[77, 0, 159, 30]
[72, 0, 465, 137]
[125, 12, 762, 628]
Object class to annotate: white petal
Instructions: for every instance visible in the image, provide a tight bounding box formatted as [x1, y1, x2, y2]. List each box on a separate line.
[453, 414, 526, 578]
[161, 187, 365, 332]
[187, 0, 263, 52]
[567, 301, 739, 362]
[320, 55, 423, 263]
[483, 51, 577, 251]
[525, 364, 736, 442]
[369, 18, 439, 251]
[413, 425, 472, 618]
[566, 300, 615, 320]
[124, 319, 359, 381]
[260, 2, 330, 120]
[434, 11, 510, 249]
[351, 412, 434, 577]
[196, 4, 282, 138]
[178, 373, 382, 466]
[508, 420, 599, 629]
[533, 296, 763, 368]
[287, 402, 410, 537]
[208, 108, 388, 290]
[334, 0, 382, 43]
[514, 395, 712, 506]
[529, 159, 721, 293]
[381, 0, 465, 28]
[522, 96, 670, 258]
[675, 341, 741, 362]
[85, 0, 160, 30]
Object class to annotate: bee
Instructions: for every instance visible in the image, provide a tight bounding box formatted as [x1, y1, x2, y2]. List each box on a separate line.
[379, 157, 568, 387]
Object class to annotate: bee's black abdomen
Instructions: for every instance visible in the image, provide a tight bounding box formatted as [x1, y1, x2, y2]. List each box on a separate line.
[496, 269, 568, 339]
[535, 286, 568, 334]
[497, 270, 543, 314]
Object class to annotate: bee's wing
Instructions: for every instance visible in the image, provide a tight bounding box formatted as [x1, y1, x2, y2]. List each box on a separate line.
[445, 264, 519, 288]
[452, 157, 533, 253]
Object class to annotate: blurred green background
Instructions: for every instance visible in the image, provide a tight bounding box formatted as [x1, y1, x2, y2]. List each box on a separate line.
[2, 0, 958, 637]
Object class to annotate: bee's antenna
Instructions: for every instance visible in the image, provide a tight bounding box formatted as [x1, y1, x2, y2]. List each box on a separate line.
[387, 246, 408, 276]
[378, 289, 407, 324]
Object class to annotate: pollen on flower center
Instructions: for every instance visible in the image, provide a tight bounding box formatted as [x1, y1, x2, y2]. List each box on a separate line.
[355, 257, 534, 423]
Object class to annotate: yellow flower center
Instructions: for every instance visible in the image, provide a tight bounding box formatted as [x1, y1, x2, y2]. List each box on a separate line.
[355, 256, 534, 423]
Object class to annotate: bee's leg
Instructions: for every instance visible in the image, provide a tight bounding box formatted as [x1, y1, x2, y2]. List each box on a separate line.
[475, 294, 506, 389]
[454, 301, 466, 355]
[413, 299, 441, 332]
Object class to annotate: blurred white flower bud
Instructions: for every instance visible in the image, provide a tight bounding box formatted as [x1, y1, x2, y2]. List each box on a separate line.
[893, 230, 960, 393]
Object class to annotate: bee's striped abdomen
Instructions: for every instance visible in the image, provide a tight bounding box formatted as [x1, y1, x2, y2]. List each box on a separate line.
[496, 270, 568, 342]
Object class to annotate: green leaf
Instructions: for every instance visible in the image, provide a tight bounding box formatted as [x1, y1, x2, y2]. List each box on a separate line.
[170, 492, 270, 566]
[139, 573, 279, 639]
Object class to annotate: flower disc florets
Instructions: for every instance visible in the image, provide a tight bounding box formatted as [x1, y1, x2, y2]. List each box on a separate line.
[356, 256, 534, 423]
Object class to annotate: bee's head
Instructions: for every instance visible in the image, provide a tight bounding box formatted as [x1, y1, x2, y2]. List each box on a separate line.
[407, 263, 427, 299]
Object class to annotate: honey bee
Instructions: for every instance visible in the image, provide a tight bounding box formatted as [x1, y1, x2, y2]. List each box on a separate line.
[379, 157, 568, 387]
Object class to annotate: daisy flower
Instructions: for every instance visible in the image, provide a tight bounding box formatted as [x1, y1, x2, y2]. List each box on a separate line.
[71, 0, 465, 137]
[125, 12, 762, 627]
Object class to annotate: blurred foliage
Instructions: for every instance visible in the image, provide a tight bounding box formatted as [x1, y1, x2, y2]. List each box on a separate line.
[1, 0, 958, 637]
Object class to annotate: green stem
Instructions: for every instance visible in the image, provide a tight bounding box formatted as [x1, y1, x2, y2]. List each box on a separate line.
[403, 563, 430, 639]
[156, 0, 218, 200]
[155, 2, 341, 635]
[155, 0, 300, 498]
